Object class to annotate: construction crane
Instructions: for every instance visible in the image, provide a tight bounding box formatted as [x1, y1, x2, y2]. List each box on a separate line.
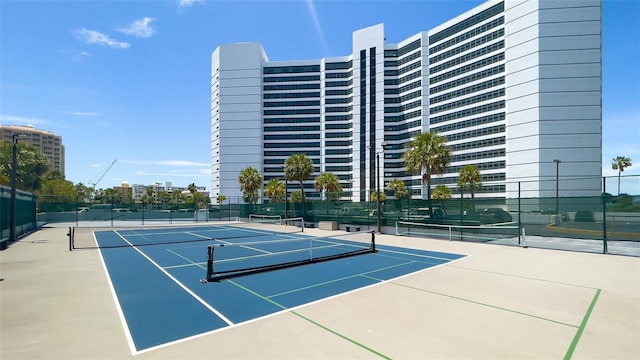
[88, 159, 117, 189]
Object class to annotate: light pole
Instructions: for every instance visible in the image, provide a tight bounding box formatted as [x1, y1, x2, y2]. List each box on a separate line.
[376, 142, 388, 234]
[282, 165, 288, 219]
[554, 159, 561, 214]
[9, 133, 21, 244]
[284, 178, 288, 219]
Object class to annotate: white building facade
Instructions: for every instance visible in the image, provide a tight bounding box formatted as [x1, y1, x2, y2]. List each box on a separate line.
[211, 0, 602, 204]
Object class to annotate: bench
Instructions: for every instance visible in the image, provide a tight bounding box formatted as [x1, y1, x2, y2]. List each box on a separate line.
[319, 221, 337, 231]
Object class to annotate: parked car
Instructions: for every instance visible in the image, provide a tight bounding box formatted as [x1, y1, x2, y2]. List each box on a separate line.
[482, 208, 513, 224]
[403, 207, 446, 221]
[574, 211, 595, 222]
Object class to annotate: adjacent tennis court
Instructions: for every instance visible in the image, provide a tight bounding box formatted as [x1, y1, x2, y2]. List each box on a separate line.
[72, 220, 466, 354]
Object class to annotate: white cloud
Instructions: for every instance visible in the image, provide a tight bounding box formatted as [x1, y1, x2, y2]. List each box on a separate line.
[306, 0, 327, 54]
[122, 160, 210, 167]
[132, 170, 210, 177]
[178, 0, 204, 8]
[74, 28, 130, 49]
[0, 114, 48, 125]
[118, 17, 156, 38]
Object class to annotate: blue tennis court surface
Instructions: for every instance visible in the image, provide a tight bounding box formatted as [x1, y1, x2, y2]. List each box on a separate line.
[95, 224, 466, 354]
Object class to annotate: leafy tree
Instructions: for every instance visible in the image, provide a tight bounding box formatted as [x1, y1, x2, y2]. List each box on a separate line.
[314, 172, 342, 201]
[238, 166, 263, 204]
[103, 188, 122, 205]
[609, 194, 640, 212]
[432, 185, 452, 200]
[0, 142, 49, 191]
[403, 131, 451, 215]
[611, 156, 632, 195]
[216, 194, 227, 204]
[264, 178, 285, 203]
[93, 188, 105, 203]
[45, 170, 65, 181]
[458, 164, 482, 199]
[140, 194, 153, 208]
[284, 153, 314, 203]
[38, 178, 77, 210]
[370, 191, 387, 202]
[74, 182, 94, 203]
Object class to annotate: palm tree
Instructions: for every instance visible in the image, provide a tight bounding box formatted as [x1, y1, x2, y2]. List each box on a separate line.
[370, 191, 387, 202]
[216, 194, 227, 219]
[290, 189, 304, 203]
[314, 172, 343, 201]
[611, 156, 632, 195]
[238, 166, 263, 204]
[403, 131, 451, 215]
[171, 189, 184, 206]
[145, 186, 156, 206]
[264, 178, 285, 203]
[387, 178, 409, 212]
[387, 178, 409, 200]
[157, 191, 171, 209]
[284, 153, 314, 203]
[432, 185, 452, 200]
[458, 164, 482, 199]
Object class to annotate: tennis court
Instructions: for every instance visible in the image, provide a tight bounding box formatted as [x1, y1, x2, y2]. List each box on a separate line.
[1, 222, 638, 359]
[71, 220, 466, 354]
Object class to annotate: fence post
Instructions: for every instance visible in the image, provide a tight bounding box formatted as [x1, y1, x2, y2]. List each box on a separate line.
[518, 182, 522, 246]
[602, 176, 608, 254]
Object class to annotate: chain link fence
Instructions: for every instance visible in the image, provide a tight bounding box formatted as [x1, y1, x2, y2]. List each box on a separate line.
[35, 175, 640, 256]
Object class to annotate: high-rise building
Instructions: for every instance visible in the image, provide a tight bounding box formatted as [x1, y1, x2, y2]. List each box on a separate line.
[1, 124, 66, 177]
[211, 0, 602, 203]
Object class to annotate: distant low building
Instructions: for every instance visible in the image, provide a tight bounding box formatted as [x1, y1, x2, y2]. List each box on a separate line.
[1, 124, 65, 177]
[113, 181, 133, 202]
[130, 182, 209, 203]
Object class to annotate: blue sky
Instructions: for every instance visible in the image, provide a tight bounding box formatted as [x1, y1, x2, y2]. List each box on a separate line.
[1, 0, 638, 190]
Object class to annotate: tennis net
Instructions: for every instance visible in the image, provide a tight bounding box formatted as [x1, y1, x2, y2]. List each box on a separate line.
[69, 218, 305, 250]
[201, 230, 376, 282]
[395, 220, 522, 245]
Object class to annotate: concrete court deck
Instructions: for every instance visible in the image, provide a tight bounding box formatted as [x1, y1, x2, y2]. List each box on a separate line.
[1, 224, 638, 359]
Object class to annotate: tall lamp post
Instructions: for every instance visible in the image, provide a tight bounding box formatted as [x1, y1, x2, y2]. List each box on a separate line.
[554, 159, 561, 215]
[376, 142, 388, 234]
[282, 165, 288, 219]
[284, 178, 288, 219]
[9, 134, 21, 244]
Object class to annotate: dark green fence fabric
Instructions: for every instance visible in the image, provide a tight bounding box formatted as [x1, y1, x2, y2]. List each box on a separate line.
[36, 175, 640, 256]
[1, 185, 37, 246]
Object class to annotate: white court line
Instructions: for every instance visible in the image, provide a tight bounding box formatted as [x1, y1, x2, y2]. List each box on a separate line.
[133, 243, 470, 355]
[109, 231, 235, 355]
[94, 233, 137, 355]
